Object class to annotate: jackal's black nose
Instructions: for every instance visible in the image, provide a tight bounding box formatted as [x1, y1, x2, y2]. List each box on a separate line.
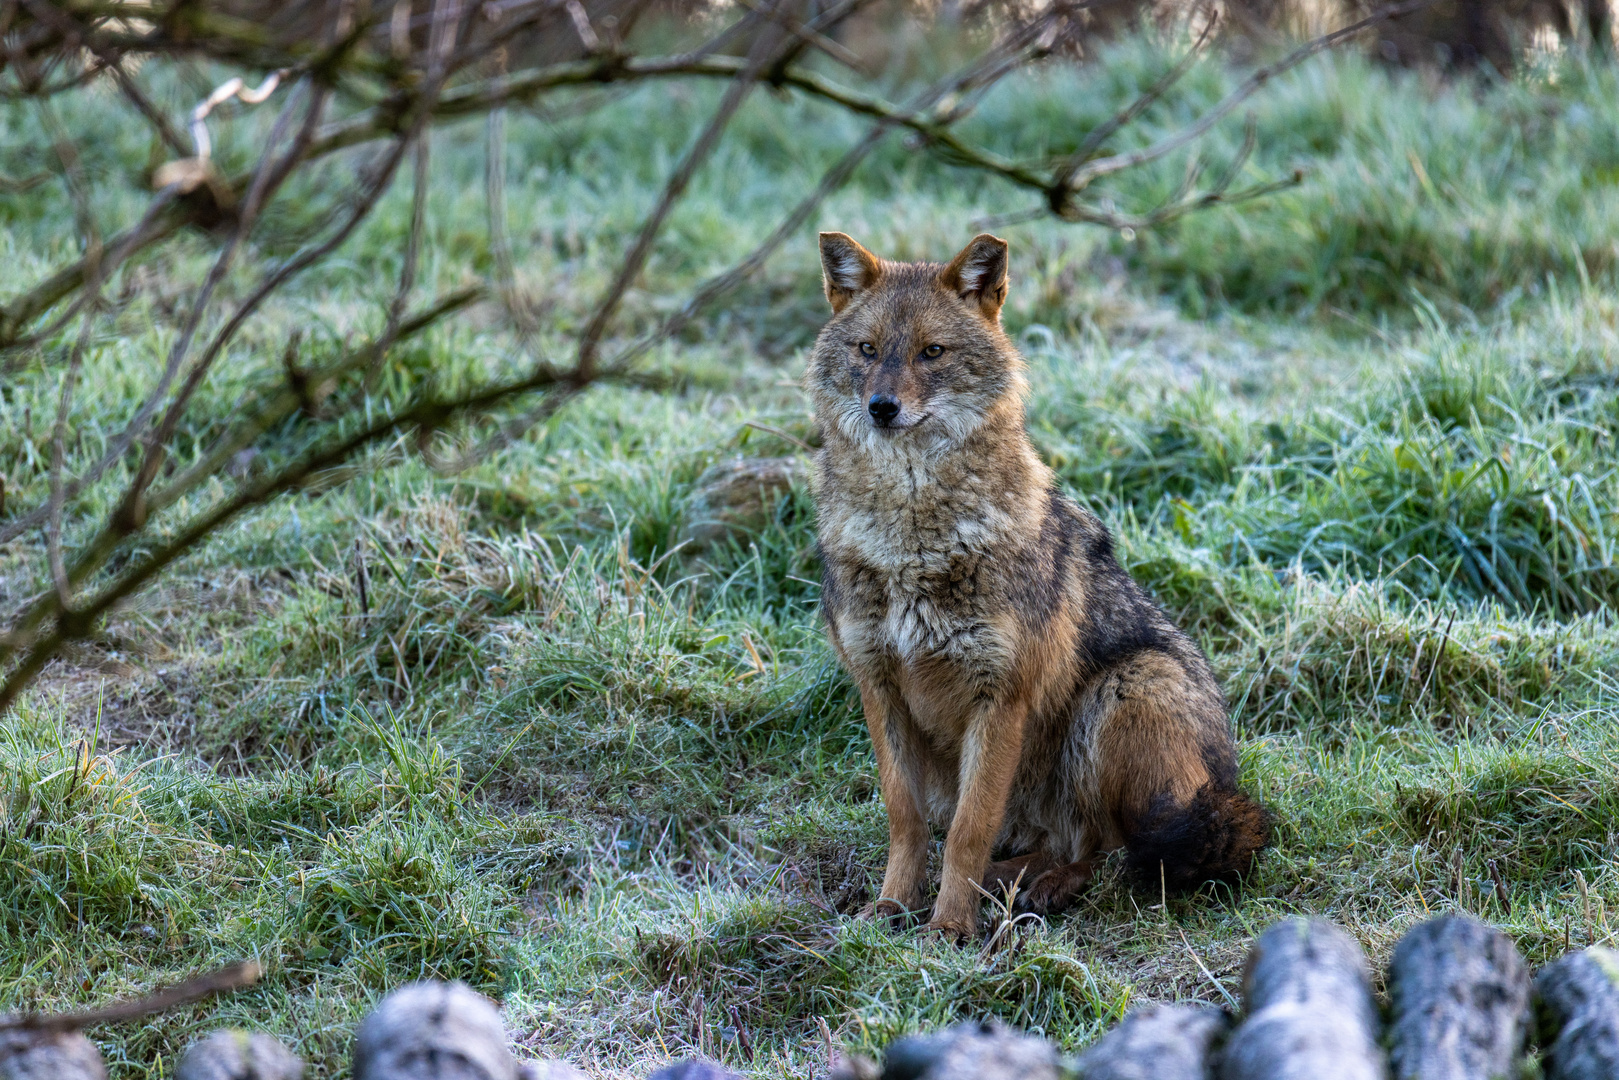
[868, 394, 900, 425]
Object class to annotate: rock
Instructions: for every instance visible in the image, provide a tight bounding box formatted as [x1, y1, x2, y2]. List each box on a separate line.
[1220, 918, 1385, 1080]
[1535, 947, 1619, 1080]
[0, 1029, 107, 1080]
[645, 1062, 743, 1079]
[1386, 915, 1529, 1080]
[1075, 1003, 1230, 1080]
[874, 1020, 1065, 1080]
[177, 1030, 304, 1080]
[353, 982, 518, 1080]
[680, 457, 802, 550]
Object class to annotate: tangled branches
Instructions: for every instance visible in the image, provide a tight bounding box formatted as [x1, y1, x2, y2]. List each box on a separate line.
[0, 0, 1430, 714]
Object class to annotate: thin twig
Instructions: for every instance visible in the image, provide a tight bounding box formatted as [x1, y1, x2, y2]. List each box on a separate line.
[600, 9, 1055, 377]
[45, 319, 86, 608]
[742, 422, 814, 454]
[107, 62, 191, 157]
[112, 77, 324, 535]
[734, 0, 866, 73]
[573, 1, 787, 380]
[35, 96, 102, 281]
[16, 0, 191, 156]
[1060, 0, 1436, 196]
[1051, 3, 1220, 191]
[0, 961, 261, 1035]
[0, 289, 480, 671]
[0, 357, 622, 714]
[484, 51, 537, 336]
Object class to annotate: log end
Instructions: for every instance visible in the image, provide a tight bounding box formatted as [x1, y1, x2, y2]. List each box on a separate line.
[0, 1030, 107, 1080]
[1224, 918, 1384, 1080]
[644, 1062, 744, 1080]
[1241, 918, 1376, 1024]
[176, 1029, 304, 1080]
[353, 981, 518, 1080]
[1535, 947, 1619, 1080]
[876, 1020, 1064, 1080]
[1075, 1002, 1231, 1080]
[1386, 914, 1529, 1080]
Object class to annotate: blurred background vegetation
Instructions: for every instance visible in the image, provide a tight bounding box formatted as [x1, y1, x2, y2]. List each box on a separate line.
[3, 1, 1619, 1077]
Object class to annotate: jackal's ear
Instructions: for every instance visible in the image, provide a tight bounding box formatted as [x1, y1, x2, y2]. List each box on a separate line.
[819, 232, 881, 313]
[941, 233, 1009, 321]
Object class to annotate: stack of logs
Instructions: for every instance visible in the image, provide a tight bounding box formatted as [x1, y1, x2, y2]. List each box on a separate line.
[0, 981, 732, 1080]
[3, 914, 1618, 1079]
[839, 914, 1619, 1080]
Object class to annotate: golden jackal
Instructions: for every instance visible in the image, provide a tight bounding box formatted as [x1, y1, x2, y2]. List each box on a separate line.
[808, 231, 1268, 939]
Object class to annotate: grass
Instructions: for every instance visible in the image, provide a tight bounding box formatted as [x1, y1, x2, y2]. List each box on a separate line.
[4, 22, 1619, 1078]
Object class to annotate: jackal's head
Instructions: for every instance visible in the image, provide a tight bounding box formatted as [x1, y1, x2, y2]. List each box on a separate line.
[806, 232, 1023, 449]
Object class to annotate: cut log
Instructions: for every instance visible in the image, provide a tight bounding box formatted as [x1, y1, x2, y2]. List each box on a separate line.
[827, 1052, 881, 1080]
[644, 1063, 744, 1079]
[1535, 946, 1619, 1080]
[352, 982, 519, 1080]
[176, 1030, 304, 1080]
[0, 1030, 107, 1080]
[516, 1063, 588, 1080]
[1075, 1003, 1230, 1080]
[876, 1020, 1066, 1080]
[1386, 915, 1528, 1080]
[1219, 917, 1385, 1080]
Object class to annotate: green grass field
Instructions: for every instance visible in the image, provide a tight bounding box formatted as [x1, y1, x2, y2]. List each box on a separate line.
[4, 26, 1619, 1078]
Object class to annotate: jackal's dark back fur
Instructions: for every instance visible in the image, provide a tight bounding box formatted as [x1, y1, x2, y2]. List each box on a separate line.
[806, 231, 1267, 938]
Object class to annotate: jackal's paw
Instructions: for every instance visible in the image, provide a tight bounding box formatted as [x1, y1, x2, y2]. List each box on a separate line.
[921, 914, 976, 944]
[1013, 861, 1094, 916]
[856, 897, 917, 927]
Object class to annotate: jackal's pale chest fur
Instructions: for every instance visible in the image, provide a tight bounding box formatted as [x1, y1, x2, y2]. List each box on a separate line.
[817, 400, 1046, 680]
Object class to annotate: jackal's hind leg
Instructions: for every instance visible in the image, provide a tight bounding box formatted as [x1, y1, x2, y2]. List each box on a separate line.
[983, 851, 1055, 900]
[1014, 860, 1095, 916]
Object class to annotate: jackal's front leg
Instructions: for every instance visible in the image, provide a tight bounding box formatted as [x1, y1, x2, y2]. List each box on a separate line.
[930, 699, 1028, 939]
[858, 680, 929, 920]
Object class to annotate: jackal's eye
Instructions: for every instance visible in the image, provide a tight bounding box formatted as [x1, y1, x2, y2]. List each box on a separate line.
[922, 345, 944, 359]
[858, 342, 876, 357]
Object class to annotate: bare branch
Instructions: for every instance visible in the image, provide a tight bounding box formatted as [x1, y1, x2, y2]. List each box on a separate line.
[0, 345, 601, 715]
[485, 99, 537, 336]
[0, 0, 1396, 716]
[107, 62, 191, 157]
[1051, 3, 1220, 193]
[0, 288, 481, 673]
[734, 0, 867, 74]
[573, 2, 789, 379]
[0, 962, 261, 1035]
[45, 321, 85, 607]
[16, 0, 191, 155]
[1059, 0, 1436, 196]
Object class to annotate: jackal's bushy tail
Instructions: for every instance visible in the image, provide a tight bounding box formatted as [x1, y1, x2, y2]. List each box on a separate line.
[1125, 783, 1270, 893]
